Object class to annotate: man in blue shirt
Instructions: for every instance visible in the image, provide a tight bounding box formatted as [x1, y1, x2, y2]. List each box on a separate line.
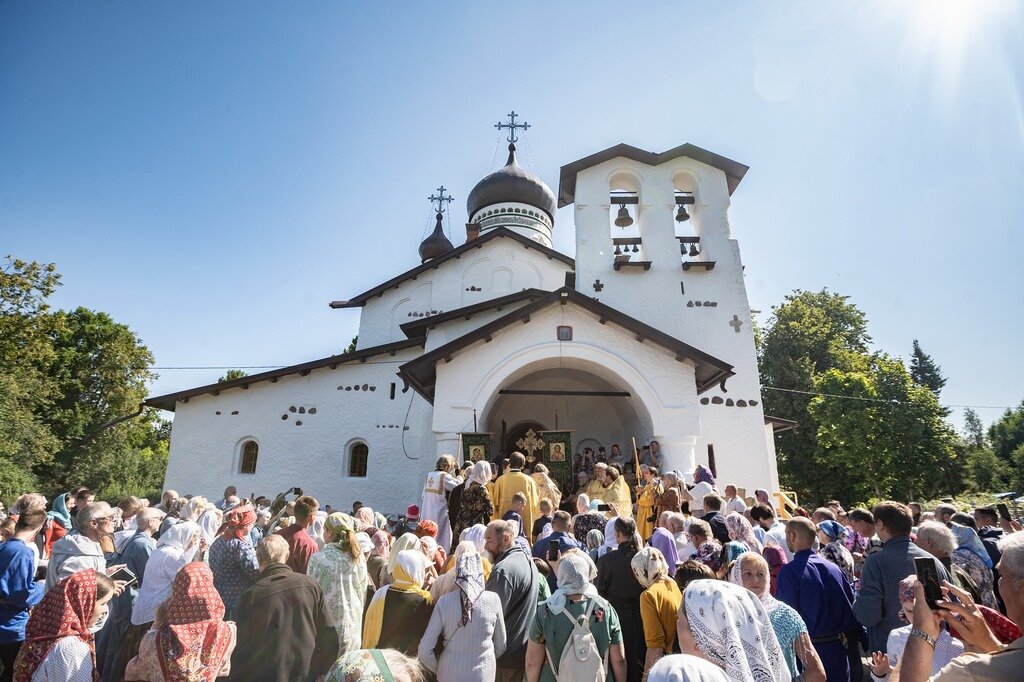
[0, 508, 47, 681]
[530, 511, 580, 590]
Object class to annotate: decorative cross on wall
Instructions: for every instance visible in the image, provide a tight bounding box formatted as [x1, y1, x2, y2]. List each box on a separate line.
[593, 279, 604, 292]
[729, 315, 743, 333]
[428, 186, 454, 214]
[516, 428, 545, 466]
[495, 111, 531, 144]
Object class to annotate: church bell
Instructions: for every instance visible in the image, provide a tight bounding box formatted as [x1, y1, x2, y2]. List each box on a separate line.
[614, 204, 634, 228]
[675, 204, 690, 222]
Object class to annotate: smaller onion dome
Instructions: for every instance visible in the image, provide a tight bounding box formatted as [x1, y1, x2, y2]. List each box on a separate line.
[418, 212, 455, 262]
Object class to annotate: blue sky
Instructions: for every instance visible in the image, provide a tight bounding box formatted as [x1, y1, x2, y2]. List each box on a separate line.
[2, 1, 1022, 428]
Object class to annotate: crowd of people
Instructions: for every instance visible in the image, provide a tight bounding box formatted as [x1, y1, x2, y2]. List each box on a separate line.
[0, 453, 1022, 681]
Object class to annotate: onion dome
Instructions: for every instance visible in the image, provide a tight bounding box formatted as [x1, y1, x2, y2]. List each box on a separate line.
[418, 212, 454, 262]
[467, 144, 557, 223]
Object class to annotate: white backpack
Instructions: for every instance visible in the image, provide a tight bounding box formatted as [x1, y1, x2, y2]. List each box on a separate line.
[546, 599, 607, 681]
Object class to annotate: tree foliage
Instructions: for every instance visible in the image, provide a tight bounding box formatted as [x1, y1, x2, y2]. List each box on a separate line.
[0, 256, 167, 500]
[218, 369, 248, 383]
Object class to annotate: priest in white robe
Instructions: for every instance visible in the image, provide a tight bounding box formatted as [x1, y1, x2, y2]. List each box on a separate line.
[420, 454, 463, 551]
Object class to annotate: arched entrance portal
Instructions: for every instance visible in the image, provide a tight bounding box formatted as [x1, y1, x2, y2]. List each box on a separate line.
[484, 365, 653, 464]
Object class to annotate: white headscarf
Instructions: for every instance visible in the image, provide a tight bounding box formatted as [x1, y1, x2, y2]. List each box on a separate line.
[455, 551, 485, 625]
[461, 524, 488, 560]
[394, 548, 428, 588]
[132, 521, 200, 625]
[467, 461, 491, 487]
[543, 551, 600, 615]
[198, 507, 222, 546]
[648, 654, 731, 682]
[355, 531, 374, 556]
[599, 517, 619, 557]
[576, 494, 591, 515]
[682, 580, 790, 682]
[182, 497, 208, 522]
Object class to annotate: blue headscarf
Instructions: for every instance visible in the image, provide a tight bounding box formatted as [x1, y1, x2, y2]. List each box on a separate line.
[818, 520, 847, 542]
[47, 491, 72, 528]
[694, 464, 716, 486]
[951, 524, 993, 568]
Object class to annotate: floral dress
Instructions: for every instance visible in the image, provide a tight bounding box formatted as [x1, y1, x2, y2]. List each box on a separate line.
[820, 541, 855, 584]
[307, 543, 369, 655]
[952, 547, 998, 608]
[451, 484, 494, 551]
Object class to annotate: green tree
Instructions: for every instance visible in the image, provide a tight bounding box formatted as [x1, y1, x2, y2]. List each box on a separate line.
[345, 335, 358, 354]
[989, 401, 1024, 463]
[809, 352, 958, 502]
[0, 257, 62, 495]
[963, 408, 986, 449]
[218, 369, 248, 383]
[759, 289, 871, 502]
[909, 340, 948, 418]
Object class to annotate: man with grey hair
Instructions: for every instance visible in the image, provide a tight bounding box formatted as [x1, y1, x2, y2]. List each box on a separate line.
[47, 501, 119, 589]
[231, 535, 337, 681]
[485, 518, 539, 682]
[901, 531, 1024, 680]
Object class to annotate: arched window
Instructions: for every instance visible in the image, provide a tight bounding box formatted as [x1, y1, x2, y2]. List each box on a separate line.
[348, 442, 369, 478]
[240, 440, 259, 474]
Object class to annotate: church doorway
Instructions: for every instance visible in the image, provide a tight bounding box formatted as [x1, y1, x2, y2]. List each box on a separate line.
[503, 420, 547, 460]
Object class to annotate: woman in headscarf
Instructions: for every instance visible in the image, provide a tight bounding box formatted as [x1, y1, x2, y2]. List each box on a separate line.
[325, 649, 426, 682]
[816, 520, 855, 584]
[754, 489, 775, 513]
[683, 465, 717, 516]
[950, 524, 998, 608]
[308, 512, 369, 656]
[353, 506, 376, 534]
[728, 553, 819, 681]
[418, 549, 506, 681]
[762, 545, 788, 597]
[449, 461, 494, 554]
[208, 501, 259, 619]
[132, 521, 201, 629]
[725, 512, 763, 554]
[647, 654, 730, 682]
[632, 547, 683, 680]
[595, 517, 646, 682]
[362, 549, 434, 656]
[585, 528, 605, 562]
[197, 505, 222, 558]
[686, 520, 724, 574]
[379, 533, 420, 587]
[649, 511, 680, 577]
[571, 494, 607, 542]
[418, 535, 445, 576]
[526, 550, 627, 682]
[676, 579, 790, 682]
[531, 463, 562, 511]
[366, 530, 391, 590]
[123, 563, 235, 682]
[431, 540, 474, 601]
[43, 492, 72, 557]
[655, 472, 683, 517]
[13, 569, 114, 681]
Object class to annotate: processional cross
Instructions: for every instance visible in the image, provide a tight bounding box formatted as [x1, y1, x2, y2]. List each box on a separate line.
[428, 186, 454, 214]
[495, 111, 531, 144]
[516, 428, 545, 466]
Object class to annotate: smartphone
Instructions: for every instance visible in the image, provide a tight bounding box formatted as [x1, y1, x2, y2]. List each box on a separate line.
[109, 566, 138, 588]
[997, 503, 1012, 522]
[547, 539, 560, 561]
[596, 503, 610, 512]
[914, 557, 943, 610]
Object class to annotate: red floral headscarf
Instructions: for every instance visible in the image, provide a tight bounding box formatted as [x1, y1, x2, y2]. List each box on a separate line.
[216, 501, 256, 541]
[156, 563, 234, 682]
[14, 569, 100, 682]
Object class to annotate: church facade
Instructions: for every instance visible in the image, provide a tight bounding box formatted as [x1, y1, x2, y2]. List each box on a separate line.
[147, 133, 786, 513]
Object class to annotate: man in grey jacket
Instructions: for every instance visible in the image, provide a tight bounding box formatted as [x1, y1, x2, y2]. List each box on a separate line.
[853, 500, 950, 653]
[485, 518, 539, 682]
[46, 501, 115, 589]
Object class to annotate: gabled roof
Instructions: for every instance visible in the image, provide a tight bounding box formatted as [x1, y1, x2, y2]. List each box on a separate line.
[398, 287, 734, 403]
[557, 142, 749, 207]
[399, 288, 549, 339]
[144, 338, 425, 412]
[329, 228, 574, 309]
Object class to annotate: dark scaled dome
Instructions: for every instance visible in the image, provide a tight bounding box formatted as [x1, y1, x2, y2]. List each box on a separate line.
[466, 144, 557, 222]
[418, 212, 455, 262]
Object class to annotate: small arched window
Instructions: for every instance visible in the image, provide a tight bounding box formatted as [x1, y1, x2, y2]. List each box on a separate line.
[240, 440, 259, 474]
[348, 442, 369, 478]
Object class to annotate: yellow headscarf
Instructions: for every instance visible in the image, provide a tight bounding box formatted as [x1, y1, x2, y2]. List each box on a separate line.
[362, 549, 432, 648]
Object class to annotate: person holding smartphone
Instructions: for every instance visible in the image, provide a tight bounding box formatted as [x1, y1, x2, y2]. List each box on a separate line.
[529, 511, 579, 592]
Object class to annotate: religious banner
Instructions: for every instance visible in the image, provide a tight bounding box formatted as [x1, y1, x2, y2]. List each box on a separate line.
[460, 433, 492, 465]
[541, 430, 573, 495]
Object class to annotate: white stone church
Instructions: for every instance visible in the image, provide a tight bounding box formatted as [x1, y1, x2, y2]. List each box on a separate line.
[148, 126, 787, 513]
